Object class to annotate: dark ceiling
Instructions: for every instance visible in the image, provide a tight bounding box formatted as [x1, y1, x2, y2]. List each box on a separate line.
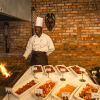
[0, 13, 24, 21]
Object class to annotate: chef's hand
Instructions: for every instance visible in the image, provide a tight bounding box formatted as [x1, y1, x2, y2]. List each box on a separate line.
[18, 56, 25, 64]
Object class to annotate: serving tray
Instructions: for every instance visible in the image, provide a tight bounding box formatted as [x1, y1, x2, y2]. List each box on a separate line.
[74, 82, 100, 100]
[55, 65, 70, 74]
[31, 65, 43, 73]
[52, 82, 79, 100]
[12, 77, 39, 98]
[31, 79, 57, 100]
[69, 65, 87, 76]
[43, 65, 56, 73]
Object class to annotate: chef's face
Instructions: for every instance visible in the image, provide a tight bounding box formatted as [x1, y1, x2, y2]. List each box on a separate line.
[35, 26, 42, 37]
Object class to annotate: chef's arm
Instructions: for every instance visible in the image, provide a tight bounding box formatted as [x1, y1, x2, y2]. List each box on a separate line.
[47, 37, 55, 56]
[18, 38, 33, 64]
[47, 48, 55, 56]
[23, 37, 33, 59]
[18, 49, 32, 64]
[23, 49, 32, 59]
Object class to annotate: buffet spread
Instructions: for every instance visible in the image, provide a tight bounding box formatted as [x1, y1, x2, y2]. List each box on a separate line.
[3, 65, 100, 100]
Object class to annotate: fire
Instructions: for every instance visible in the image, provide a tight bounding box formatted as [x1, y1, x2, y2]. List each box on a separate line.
[0, 64, 11, 78]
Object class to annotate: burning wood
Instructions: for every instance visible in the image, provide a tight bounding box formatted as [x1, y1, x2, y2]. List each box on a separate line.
[0, 64, 12, 78]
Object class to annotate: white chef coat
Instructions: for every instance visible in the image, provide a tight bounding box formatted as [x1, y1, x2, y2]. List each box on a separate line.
[23, 33, 55, 59]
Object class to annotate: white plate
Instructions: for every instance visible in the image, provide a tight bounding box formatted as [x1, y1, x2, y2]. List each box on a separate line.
[52, 82, 79, 100]
[74, 82, 100, 100]
[55, 65, 70, 74]
[12, 77, 39, 98]
[31, 79, 57, 100]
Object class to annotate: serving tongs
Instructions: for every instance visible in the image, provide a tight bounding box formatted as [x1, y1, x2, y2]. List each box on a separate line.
[87, 70, 99, 85]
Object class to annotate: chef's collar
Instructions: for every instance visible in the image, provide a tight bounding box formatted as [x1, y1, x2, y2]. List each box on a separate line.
[34, 33, 43, 37]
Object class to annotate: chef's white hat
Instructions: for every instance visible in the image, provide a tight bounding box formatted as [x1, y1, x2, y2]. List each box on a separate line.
[35, 17, 43, 27]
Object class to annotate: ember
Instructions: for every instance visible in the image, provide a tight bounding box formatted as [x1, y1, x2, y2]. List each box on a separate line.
[0, 64, 12, 78]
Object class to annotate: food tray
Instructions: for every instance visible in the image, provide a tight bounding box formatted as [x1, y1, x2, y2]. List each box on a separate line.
[74, 82, 100, 100]
[69, 65, 87, 76]
[52, 82, 79, 100]
[31, 79, 57, 100]
[12, 77, 39, 98]
[43, 65, 55, 73]
[55, 65, 70, 74]
[31, 65, 43, 73]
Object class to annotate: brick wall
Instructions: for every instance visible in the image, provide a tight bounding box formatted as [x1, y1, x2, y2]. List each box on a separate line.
[0, 22, 31, 53]
[0, 0, 100, 69]
[32, 0, 100, 69]
[0, 22, 31, 66]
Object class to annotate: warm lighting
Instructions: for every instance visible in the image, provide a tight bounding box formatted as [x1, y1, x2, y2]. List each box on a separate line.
[0, 64, 11, 78]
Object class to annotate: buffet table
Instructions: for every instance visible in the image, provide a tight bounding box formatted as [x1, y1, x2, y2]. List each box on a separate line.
[3, 65, 96, 100]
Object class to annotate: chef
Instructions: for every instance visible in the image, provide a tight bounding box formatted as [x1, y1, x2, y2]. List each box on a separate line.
[18, 17, 55, 66]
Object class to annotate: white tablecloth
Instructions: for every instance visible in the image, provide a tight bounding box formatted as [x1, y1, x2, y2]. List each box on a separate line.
[3, 66, 94, 100]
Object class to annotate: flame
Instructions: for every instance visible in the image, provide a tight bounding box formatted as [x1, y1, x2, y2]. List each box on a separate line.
[0, 64, 11, 78]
